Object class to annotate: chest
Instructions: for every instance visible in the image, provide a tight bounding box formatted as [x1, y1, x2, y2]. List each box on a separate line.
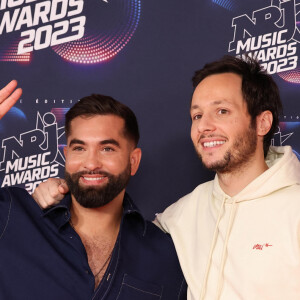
[80, 235, 115, 287]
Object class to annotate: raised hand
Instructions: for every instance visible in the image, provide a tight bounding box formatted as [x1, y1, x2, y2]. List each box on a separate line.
[32, 178, 69, 209]
[0, 80, 22, 119]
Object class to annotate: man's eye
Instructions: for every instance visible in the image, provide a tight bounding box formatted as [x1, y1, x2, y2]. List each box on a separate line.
[103, 147, 114, 152]
[73, 146, 84, 151]
[193, 114, 202, 120]
[218, 109, 228, 115]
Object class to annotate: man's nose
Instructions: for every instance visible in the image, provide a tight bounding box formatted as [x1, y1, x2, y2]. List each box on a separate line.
[197, 114, 216, 133]
[83, 152, 103, 171]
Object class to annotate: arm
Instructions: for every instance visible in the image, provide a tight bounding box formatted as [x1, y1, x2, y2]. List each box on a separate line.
[32, 178, 69, 209]
[0, 80, 22, 119]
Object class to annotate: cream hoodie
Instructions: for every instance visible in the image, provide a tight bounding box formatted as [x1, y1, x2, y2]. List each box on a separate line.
[155, 146, 300, 300]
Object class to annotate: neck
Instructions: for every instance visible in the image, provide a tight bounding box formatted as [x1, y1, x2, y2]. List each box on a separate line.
[217, 154, 268, 197]
[70, 191, 124, 238]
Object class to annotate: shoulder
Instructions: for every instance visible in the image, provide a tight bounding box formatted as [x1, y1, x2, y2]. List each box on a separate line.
[0, 187, 32, 210]
[0, 186, 41, 223]
[0, 186, 37, 210]
[156, 180, 213, 226]
[0, 187, 32, 240]
[0, 186, 30, 198]
[123, 212, 179, 259]
[146, 220, 175, 245]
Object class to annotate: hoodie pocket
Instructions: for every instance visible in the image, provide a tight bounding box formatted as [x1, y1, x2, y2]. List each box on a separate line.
[116, 274, 162, 300]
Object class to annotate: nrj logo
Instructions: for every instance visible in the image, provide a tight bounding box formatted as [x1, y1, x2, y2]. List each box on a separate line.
[228, 0, 300, 75]
[0, 112, 65, 194]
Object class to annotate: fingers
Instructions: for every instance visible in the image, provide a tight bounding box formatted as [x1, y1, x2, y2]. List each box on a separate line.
[58, 180, 69, 194]
[0, 80, 18, 102]
[32, 178, 68, 209]
[0, 80, 22, 119]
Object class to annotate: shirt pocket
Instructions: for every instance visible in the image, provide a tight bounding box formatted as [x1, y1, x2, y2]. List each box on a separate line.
[116, 274, 162, 300]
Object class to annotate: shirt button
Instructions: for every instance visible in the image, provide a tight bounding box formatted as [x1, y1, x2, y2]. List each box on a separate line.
[85, 270, 89, 274]
[69, 236, 73, 239]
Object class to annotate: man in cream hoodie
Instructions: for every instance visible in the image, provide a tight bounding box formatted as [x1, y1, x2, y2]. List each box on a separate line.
[28, 56, 300, 299]
[155, 56, 300, 299]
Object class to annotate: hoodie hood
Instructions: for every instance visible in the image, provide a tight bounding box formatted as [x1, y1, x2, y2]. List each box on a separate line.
[213, 146, 300, 203]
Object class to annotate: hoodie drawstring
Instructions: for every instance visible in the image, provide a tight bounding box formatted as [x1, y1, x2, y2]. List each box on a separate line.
[215, 197, 238, 299]
[200, 194, 226, 300]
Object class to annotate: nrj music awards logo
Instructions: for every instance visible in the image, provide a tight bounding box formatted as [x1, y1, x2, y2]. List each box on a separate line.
[228, 0, 300, 83]
[0, 0, 141, 64]
[0, 111, 65, 194]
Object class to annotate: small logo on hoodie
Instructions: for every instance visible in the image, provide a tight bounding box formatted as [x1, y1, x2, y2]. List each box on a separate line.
[253, 243, 273, 250]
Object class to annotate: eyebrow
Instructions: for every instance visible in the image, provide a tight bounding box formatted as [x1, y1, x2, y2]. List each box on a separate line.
[190, 100, 232, 111]
[69, 138, 120, 148]
[100, 139, 120, 148]
[69, 139, 84, 147]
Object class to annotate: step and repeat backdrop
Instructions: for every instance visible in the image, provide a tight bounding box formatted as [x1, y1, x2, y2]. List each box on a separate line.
[0, 0, 299, 219]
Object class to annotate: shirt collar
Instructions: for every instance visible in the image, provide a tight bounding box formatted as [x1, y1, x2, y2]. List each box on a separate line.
[43, 192, 147, 234]
[122, 193, 147, 236]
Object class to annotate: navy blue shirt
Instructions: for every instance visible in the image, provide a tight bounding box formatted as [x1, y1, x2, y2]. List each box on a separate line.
[0, 187, 186, 299]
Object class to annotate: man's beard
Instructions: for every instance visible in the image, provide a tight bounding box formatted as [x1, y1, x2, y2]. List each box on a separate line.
[65, 163, 131, 208]
[196, 122, 257, 174]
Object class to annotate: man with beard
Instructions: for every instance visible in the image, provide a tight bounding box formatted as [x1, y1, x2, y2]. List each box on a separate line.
[33, 56, 300, 300]
[0, 92, 186, 299]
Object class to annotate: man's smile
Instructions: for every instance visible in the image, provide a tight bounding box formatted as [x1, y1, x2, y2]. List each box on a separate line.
[80, 174, 108, 185]
[202, 140, 226, 148]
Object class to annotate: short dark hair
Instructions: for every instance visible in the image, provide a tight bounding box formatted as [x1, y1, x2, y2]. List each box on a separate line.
[65, 94, 139, 147]
[192, 55, 282, 157]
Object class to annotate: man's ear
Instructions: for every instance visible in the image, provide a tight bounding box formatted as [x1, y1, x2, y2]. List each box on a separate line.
[63, 146, 67, 158]
[130, 148, 142, 176]
[256, 110, 273, 137]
